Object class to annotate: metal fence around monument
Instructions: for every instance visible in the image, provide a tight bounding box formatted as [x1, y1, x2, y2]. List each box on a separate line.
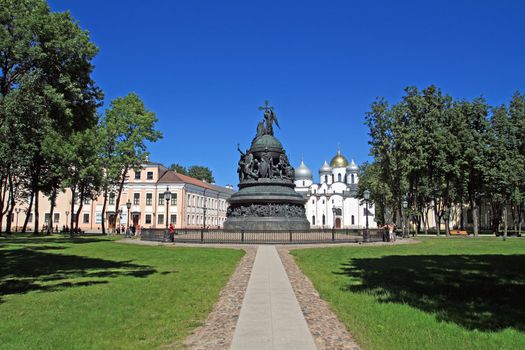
[140, 228, 385, 244]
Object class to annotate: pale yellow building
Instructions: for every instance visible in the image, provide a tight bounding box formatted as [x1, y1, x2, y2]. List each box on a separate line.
[6, 161, 234, 232]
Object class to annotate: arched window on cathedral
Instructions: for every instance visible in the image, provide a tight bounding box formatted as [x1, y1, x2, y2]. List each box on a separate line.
[322, 214, 326, 226]
[302, 180, 305, 186]
[332, 174, 334, 183]
[351, 174, 355, 184]
[337, 173, 341, 182]
[351, 215, 355, 225]
[312, 215, 316, 225]
[324, 175, 328, 183]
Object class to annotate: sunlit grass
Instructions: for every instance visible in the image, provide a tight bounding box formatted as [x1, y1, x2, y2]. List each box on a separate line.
[292, 237, 525, 350]
[0, 235, 243, 349]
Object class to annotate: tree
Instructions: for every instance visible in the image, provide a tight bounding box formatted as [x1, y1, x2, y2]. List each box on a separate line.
[188, 166, 214, 183]
[169, 163, 187, 175]
[0, 0, 102, 233]
[98, 93, 162, 233]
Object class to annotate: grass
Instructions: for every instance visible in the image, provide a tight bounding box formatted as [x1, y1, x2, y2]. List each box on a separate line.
[291, 237, 525, 350]
[0, 234, 244, 350]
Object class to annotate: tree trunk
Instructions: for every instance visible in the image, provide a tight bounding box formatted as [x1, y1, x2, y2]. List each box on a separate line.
[472, 199, 479, 237]
[33, 189, 39, 235]
[0, 176, 9, 232]
[113, 166, 129, 233]
[75, 189, 85, 230]
[22, 190, 34, 233]
[48, 186, 57, 234]
[101, 189, 108, 235]
[434, 205, 441, 236]
[70, 187, 76, 238]
[5, 175, 15, 233]
[503, 206, 508, 240]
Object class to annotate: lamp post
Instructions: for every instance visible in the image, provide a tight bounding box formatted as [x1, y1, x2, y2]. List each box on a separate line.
[14, 208, 20, 232]
[164, 187, 171, 230]
[126, 199, 131, 230]
[402, 199, 408, 238]
[203, 201, 207, 229]
[332, 207, 336, 229]
[363, 189, 371, 242]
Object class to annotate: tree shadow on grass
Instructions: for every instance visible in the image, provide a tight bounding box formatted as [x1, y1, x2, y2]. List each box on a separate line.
[337, 254, 525, 332]
[0, 245, 156, 302]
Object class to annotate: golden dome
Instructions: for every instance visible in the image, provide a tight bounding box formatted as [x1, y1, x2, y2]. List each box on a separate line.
[330, 148, 349, 168]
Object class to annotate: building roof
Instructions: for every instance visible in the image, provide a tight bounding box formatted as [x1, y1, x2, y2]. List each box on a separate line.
[330, 148, 349, 168]
[158, 170, 234, 194]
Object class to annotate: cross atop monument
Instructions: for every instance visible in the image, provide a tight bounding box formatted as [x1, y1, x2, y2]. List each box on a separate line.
[258, 100, 274, 113]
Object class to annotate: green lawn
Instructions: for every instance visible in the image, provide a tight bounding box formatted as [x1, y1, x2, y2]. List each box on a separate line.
[292, 237, 525, 350]
[0, 235, 244, 350]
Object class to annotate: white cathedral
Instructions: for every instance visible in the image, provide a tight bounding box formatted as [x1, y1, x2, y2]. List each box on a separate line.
[294, 148, 377, 229]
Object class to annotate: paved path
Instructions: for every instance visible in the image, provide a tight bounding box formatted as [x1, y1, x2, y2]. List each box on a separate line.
[230, 245, 317, 350]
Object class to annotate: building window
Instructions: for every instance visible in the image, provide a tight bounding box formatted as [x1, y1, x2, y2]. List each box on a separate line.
[332, 174, 334, 182]
[109, 192, 115, 205]
[322, 214, 326, 225]
[44, 213, 51, 223]
[312, 215, 316, 225]
[324, 175, 328, 183]
[158, 193, 165, 206]
[338, 174, 341, 182]
[172, 193, 177, 206]
[170, 214, 177, 224]
[135, 171, 141, 180]
[145, 214, 152, 224]
[187, 215, 190, 225]
[146, 193, 152, 206]
[84, 197, 90, 205]
[322, 200, 325, 204]
[147, 171, 153, 180]
[83, 213, 90, 224]
[133, 193, 140, 205]
[351, 174, 355, 184]
[351, 215, 355, 225]
[312, 199, 314, 204]
[54, 213, 60, 223]
[28, 213, 33, 222]
[157, 214, 164, 225]
[302, 180, 305, 186]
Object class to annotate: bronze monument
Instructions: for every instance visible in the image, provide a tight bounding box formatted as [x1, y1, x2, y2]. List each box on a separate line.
[223, 101, 310, 230]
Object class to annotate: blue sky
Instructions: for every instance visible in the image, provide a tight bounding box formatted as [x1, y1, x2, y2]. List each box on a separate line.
[49, 0, 525, 187]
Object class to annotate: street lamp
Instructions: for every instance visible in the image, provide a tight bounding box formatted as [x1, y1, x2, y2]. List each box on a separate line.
[332, 207, 336, 229]
[14, 208, 20, 232]
[363, 189, 371, 242]
[126, 199, 132, 230]
[402, 199, 408, 238]
[164, 187, 171, 230]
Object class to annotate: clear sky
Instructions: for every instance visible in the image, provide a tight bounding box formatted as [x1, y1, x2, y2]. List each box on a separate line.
[48, 0, 525, 187]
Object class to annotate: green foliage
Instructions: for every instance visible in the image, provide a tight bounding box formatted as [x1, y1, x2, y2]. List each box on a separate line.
[188, 165, 215, 183]
[0, 235, 243, 349]
[293, 238, 525, 350]
[169, 163, 188, 175]
[0, 0, 102, 232]
[363, 85, 524, 234]
[98, 93, 162, 231]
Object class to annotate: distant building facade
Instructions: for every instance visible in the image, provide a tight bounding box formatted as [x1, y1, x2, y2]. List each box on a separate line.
[5, 161, 234, 232]
[294, 148, 377, 229]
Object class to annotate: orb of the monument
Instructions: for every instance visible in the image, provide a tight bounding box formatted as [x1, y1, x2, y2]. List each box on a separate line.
[223, 105, 310, 231]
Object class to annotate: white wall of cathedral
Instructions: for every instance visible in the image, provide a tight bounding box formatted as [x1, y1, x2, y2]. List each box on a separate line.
[305, 195, 377, 229]
[346, 172, 358, 185]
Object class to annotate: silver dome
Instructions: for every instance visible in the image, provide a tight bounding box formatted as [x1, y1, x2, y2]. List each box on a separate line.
[295, 160, 313, 180]
[347, 159, 359, 172]
[319, 160, 332, 174]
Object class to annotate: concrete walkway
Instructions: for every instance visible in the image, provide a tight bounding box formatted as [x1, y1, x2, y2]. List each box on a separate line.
[230, 245, 317, 350]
